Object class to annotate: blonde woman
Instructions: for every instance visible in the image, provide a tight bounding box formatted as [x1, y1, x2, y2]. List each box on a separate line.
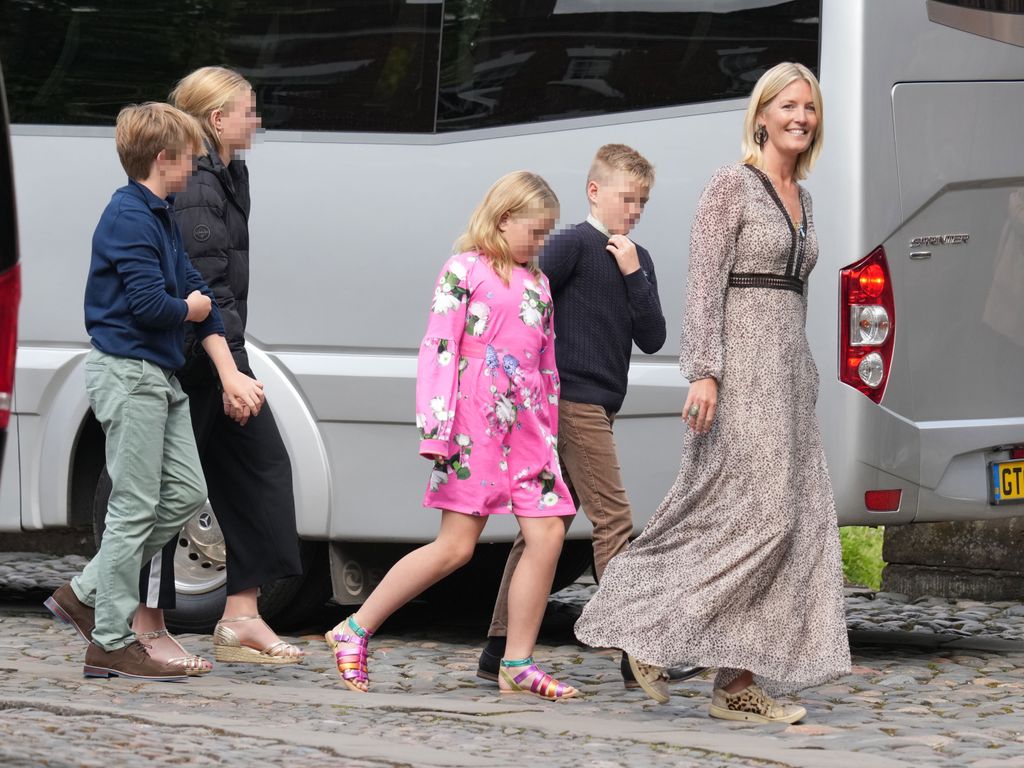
[326, 171, 578, 700]
[575, 62, 851, 722]
[131, 66, 304, 669]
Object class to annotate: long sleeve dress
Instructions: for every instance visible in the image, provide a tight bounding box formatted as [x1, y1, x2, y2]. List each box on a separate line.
[574, 163, 851, 694]
[416, 252, 576, 519]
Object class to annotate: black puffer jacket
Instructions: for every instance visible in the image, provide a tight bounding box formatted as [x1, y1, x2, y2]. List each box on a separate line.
[175, 144, 251, 382]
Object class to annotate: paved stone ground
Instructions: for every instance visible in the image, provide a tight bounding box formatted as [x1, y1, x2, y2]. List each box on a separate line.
[0, 553, 1023, 767]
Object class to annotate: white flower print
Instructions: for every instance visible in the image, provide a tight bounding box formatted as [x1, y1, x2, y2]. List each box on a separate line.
[496, 395, 517, 428]
[438, 350, 453, 366]
[429, 467, 448, 492]
[548, 394, 558, 405]
[448, 260, 468, 281]
[466, 301, 490, 337]
[430, 396, 450, 423]
[540, 492, 559, 507]
[519, 303, 542, 328]
[455, 433, 471, 447]
[499, 460, 508, 472]
[432, 290, 461, 314]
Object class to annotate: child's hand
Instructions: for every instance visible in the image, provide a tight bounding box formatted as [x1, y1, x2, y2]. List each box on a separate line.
[606, 235, 641, 276]
[185, 290, 212, 322]
[221, 371, 265, 425]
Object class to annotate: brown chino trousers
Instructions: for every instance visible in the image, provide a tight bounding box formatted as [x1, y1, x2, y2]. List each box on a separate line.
[487, 399, 635, 637]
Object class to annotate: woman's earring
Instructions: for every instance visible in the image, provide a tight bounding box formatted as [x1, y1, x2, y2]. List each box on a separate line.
[754, 124, 768, 149]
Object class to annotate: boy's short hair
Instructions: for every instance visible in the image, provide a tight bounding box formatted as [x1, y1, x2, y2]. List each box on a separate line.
[115, 102, 204, 180]
[587, 143, 655, 188]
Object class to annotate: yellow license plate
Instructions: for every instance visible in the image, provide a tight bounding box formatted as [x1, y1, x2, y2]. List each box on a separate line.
[990, 460, 1024, 505]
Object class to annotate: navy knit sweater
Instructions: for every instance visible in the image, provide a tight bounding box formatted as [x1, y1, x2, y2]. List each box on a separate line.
[540, 221, 666, 412]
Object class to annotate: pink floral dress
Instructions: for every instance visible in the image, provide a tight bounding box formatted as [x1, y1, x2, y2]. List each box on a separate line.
[417, 252, 575, 518]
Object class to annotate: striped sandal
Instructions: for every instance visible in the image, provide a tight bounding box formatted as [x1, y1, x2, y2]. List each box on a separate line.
[325, 615, 372, 693]
[498, 657, 578, 700]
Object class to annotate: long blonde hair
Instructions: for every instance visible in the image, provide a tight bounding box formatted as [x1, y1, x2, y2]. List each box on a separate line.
[741, 62, 824, 181]
[169, 66, 251, 153]
[454, 171, 559, 285]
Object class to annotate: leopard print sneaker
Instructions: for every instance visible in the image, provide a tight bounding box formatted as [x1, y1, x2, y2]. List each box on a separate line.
[708, 683, 806, 724]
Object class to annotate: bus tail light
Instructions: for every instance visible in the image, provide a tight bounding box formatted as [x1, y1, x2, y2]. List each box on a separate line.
[840, 247, 895, 403]
[0, 264, 19, 430]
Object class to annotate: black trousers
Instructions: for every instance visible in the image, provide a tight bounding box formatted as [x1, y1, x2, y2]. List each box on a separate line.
[139, 376, 302, 608]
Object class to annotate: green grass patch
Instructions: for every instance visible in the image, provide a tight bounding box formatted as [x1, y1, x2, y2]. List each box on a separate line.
[840, 525, 885, 589]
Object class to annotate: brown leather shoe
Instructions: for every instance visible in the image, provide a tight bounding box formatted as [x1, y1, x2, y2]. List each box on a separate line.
[44, 582, 95, 642]
[83, 641, 188, 681]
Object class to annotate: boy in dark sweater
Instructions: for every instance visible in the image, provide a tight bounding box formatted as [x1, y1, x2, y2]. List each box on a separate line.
[481, 144, 696, 685]
[44, 103, 263, 681]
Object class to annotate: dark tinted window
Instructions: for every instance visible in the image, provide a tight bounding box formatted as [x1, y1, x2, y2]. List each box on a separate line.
[0, 1, 442, 132]
[437, 0, 820, 131]
[933, 1, 1024, 11]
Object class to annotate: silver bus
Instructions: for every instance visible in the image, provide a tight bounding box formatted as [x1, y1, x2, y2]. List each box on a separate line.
[1, 0, 1023, 628]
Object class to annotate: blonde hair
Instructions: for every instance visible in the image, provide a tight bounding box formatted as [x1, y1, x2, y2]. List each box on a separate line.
[115, 102, 203, 180]
[170, 66, 252, 151]
[454, 171, 559, 285]
[587, 143, 655, 187]
[741, 62, 824, 181]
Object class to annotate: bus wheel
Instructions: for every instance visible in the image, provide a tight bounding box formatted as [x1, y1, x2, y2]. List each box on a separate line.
[92, 468, 326, 633]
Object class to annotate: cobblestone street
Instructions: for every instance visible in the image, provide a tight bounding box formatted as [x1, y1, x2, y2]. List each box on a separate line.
[1, 553, 1023, 767]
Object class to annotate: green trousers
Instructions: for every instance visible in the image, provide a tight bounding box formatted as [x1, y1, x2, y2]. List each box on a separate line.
[72, 348, 207, 650]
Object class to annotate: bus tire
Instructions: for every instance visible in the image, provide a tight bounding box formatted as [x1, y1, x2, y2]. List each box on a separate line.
[92, 467, 322, 633]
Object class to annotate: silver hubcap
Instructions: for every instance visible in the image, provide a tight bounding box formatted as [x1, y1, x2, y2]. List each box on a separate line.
[173, 502, 227, 595]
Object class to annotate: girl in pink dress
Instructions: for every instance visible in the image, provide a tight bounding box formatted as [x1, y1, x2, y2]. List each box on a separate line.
[326, 171, 578, 700]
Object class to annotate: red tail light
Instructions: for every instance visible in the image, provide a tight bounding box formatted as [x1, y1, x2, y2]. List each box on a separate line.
[0, 263, 19, 430]
[840, 247, 895, 403]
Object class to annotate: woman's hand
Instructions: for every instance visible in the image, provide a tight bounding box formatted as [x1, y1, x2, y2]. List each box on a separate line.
[682, 377, 718, 434]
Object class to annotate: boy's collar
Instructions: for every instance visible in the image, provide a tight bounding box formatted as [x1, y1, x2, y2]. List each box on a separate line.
[586, 214, 610, 237]
[127, 178, 172, 211]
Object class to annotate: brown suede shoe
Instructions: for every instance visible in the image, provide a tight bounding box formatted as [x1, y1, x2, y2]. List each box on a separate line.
[44, 582, 95, 642]
[83, 641, 188, 682]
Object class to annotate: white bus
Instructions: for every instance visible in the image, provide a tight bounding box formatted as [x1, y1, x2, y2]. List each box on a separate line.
[2, 0, 1023, 629]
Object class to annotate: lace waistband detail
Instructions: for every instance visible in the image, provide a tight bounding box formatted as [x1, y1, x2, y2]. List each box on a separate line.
[728, 272, 804, 295]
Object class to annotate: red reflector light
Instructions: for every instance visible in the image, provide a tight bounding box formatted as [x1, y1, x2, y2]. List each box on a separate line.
[1010, 448, 1024, 460]
[0, 263, 20, 431]
[865, 489, 902, 512]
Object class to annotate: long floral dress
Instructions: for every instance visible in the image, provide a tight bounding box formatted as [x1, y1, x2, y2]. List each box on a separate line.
[417, 252, 576, 518]
[574, 164, 851, 694]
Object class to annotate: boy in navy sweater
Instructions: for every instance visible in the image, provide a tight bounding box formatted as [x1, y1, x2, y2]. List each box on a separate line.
[45, 103, 263, 681]
[481, 144, 698, 685]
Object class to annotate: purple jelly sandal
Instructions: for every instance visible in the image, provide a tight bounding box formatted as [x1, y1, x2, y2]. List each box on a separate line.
[498, 657, 578, 700]
[325, 615, 372, 693]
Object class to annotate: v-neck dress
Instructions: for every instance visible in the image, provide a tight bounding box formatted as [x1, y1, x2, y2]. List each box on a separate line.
[574, 163, 851, 694]
[416, 252, 575, 518]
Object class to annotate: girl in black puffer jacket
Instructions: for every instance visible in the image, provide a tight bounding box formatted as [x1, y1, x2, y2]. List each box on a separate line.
[132, 67, 304, 670]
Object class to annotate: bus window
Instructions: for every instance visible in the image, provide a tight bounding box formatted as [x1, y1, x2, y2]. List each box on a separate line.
[0, 1, 443, 133]
[436, 0, 821, 131]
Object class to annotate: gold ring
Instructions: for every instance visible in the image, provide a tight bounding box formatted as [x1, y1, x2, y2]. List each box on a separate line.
[688, 404, 700, 418]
